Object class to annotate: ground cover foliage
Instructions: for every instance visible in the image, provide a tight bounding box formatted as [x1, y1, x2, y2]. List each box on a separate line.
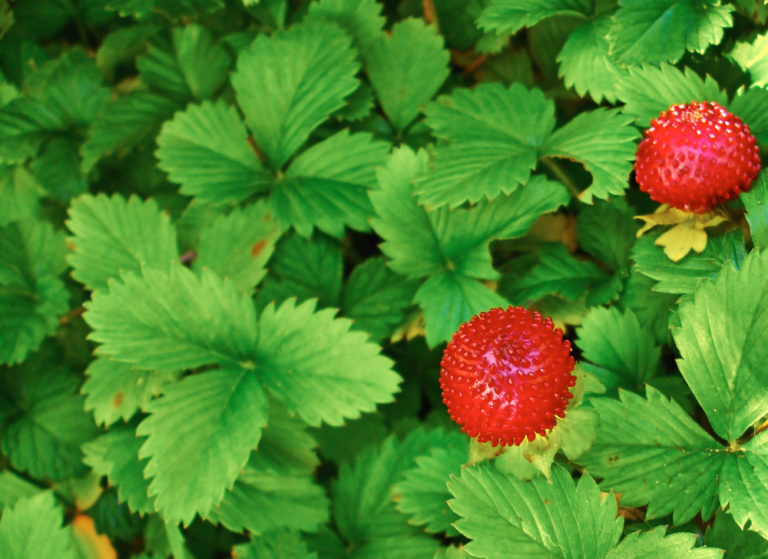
[1, 0, 768, 557]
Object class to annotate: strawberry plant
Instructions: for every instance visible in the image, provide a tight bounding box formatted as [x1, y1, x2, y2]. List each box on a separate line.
[2, 0, 768, 557]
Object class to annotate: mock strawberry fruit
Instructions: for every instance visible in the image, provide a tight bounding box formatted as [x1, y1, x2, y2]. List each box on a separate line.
[634, 101, 761, 213]
[439, 306, 576, 446]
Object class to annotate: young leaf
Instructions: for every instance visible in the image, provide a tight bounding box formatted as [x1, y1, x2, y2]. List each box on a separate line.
[540, 108, 640, 202]
[363, 18, 450, 132]
[742, 170, 768, 248]
[478, 0, 591, 35]
[155, 100, 272, 205]
[233, 530, 317, 559]
[0, 492, 76, 559]
[231, 22, 359, 169]
[607, 527, 723, 559]
[609, 0, 733, 65]
[272, 130, 390, 237]
[448, 464, 622, 559]
[67, 193, 179, 292]
[137, 368, 268, 525]
[193, 200, 282, 294]
[255, 298, 401, 426]
[674, 248, 768, 441]
[85, 265, 259, 372]
[580, 387, 724, 524]
[416, 83, 556, 208]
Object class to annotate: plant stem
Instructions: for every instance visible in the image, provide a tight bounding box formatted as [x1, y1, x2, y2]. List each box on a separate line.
[423, 0, 439, 32]
[541, 157, 581, 198]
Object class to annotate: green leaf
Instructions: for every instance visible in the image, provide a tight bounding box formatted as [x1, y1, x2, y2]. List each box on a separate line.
[233, 530, 317, 559]
[0, 492, 75, 559]
[0, 219, 68, 365]
[416, 83, 555, 208]
[0, 97, 62, 164]
[675, 248, 768, 441]
[363, 18, 449, 132]
[558, 17, 625, 104]
[619, 269, 676, 345]
[305, 0, 385, 52]
[81, 92, 179, 173]
[540, 108, 640, 203]
[0, 470, 39, 509]
[231, 22, 359, 169]
[249, 402, 320, 475]
[608, 527, 723, 559]
[415, 272, 509, 347]
[193, 200, 282, 294]
[155, 100, 272, 205]
[341, 257, 420, 343]
[350, 535, 440, 559]
[448, 464, 622, 559]
[81, 358, 178, 427]
[576, 306, 661, 392]
[272, 130, 390, 237]
[82, 423, 153, 514]
[67, 193, 179, 292]
[617, 63, 728, 127]
[609, 0, 733, 65]
[256, 298, 401, 426]
[96, 24, 160, 80]
[478, 0, 591, 35]
[85, 265, 259, 372]
[137, 369, 267, 525]
[577, 197, 638, 271]
[256, 232, 342, 309]
[393, 442, 469, 535]
[741, 171, 768, 248]
[170, 24, 231, 100]
[30, 136, 86, 201]
[719, 440, 768, 539]
[706, 511, 768, 558]
[729, 31, 768, 87]
[632, 230, 746, 294]
[0, 165, 39, 228]
[580, 387, 724, 524]
[0, 361, 97, 480]
[730, 86, 768, 149]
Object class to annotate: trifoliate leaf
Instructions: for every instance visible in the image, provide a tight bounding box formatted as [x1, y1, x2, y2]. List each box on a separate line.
[675, 248, 768, 441]
[729, 31, 768, 87]
[416, 83, 555, 208]
[193, 200, 282, 294]
[393, 441, 469, 535]
[719, 436, 768, 539]
[558, 17, 625, 103]
[272, 130, 390, 237]
[448, 464, 622, 559]
[609, 0, 733, 65]
[477, 0, 591, 35]
[81, 92, 179, 173]
[0, 219, 68, 364]
[334, 428, 465, 544]
[137, 369, 267, 525]
[706, 510, 768, 558]
[67, 194, 179, 292]
[0, 492, 75, 559]
[632, 230, 746, 294]
[415, 272, 509, 347]
[617, 63, 728, 127]
[363, 18, 449, 132]
[85, 265, 258, 372]
[0, 470, 39, 508]
[742, 171, 768, 249]
[256, 298, 401, 426]
[607, 527, 723, 559]
[0, 165, 39, 227]
[231, 22, 359, 169]
[233, 530, 317, 559]
[256, 232, 342, 309]
[577, 197, 637, 271]
[155, 100, 272, 205]
[0, 361, 97, 480]
[341, 257, 420, 343]
[576, 306, 661, 392]
[171, 24, 231, 100]
[730, 85, 768, 149]
[540, 108, 640, 202]
[305, 0, 385, 52]
[580, 387, 724, 524]
[82, 423, 152, 514]
[81, 358, 178, 427]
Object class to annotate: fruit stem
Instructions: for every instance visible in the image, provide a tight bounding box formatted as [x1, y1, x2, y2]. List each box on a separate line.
[541, 157, 580, 198]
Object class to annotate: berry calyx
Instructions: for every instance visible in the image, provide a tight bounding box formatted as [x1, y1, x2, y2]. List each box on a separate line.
[439, 306, 576, 447]
[634, 101, 761, 213]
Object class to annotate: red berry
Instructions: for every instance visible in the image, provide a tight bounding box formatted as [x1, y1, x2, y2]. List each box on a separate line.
[634, 101, 761, 213]
[439, 306, 576, 447]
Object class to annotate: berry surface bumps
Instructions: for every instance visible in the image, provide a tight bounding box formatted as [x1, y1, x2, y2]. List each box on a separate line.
[439, 306, 576, 446]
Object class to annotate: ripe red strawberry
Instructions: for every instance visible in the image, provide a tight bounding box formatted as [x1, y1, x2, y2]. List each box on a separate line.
[440, 306, 576, 446]
[634, 101, 761, 213]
